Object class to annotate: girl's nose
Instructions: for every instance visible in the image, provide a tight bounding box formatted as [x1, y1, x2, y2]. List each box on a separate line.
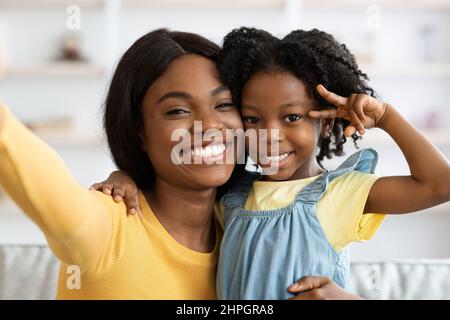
[261, 122, 284, 144]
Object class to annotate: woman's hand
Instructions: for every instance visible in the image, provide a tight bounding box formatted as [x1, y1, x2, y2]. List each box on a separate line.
[90, 170, 142, 219]
[287, 276, 363, 300]
[309, 84, 388, 137]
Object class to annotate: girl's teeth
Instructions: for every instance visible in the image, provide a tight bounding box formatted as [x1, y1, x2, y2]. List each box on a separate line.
[192, 144, 226, 157]
[267, 152, 291, 162]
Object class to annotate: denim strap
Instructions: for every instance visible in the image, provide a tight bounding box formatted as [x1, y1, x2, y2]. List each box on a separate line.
[222, 172, 261, 210]
[295, 148, 378, 204]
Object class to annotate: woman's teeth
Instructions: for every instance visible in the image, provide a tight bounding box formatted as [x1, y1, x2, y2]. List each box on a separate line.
[192, 143, 226, 158]
[267, 152, 291, 162]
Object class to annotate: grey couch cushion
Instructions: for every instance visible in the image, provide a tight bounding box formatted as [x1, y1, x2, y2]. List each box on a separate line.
[0, 245, 58, 300]
[0, 245, 449, 299]
[348, 260, 450, 299]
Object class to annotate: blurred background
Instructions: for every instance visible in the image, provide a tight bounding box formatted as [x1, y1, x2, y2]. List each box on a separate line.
[0, 0, 449, 262]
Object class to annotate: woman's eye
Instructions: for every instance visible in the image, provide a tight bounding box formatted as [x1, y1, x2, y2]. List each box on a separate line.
[166, 109, 189, 116]
[215, 103, 235, 110]
[244, 116, 260, 124]
[284, 114, 302, 122]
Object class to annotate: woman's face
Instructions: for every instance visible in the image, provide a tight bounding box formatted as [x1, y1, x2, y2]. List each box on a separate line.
[140, 54, 243, 190]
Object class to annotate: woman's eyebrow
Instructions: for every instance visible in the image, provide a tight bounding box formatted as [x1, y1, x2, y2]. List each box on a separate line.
[157, 91, 193, 104]
[210, 85, 230, 97]
[157, 86, 229, 105]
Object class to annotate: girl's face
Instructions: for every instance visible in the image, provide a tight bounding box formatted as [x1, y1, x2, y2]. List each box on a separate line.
[140, 54, 243, 190]
[241, 71, 327, 181]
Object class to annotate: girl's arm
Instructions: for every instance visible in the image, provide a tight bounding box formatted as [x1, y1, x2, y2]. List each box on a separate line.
[310, 85, 450, 214]
[0, 103, 114, 272]
[364, 104, 450, 213]
[90, 170, 142, 219]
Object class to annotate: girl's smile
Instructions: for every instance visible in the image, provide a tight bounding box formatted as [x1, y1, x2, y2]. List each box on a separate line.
[264, 151, 295, 169]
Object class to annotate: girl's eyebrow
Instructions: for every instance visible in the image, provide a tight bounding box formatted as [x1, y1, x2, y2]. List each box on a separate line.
[242, 101, 311, 111]
[241, 104, 258, 110]
[279, 101, 308, 109]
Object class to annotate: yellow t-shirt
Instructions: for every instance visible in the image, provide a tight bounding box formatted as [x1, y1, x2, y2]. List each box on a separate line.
[0, 104, 220, 299]
[215, 170, 385, 252]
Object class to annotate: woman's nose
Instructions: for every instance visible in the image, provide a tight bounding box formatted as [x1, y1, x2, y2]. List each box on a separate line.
[196, 111, 224, 132]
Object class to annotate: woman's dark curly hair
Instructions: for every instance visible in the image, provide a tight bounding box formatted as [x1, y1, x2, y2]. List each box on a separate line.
[218, 27, 376, 166]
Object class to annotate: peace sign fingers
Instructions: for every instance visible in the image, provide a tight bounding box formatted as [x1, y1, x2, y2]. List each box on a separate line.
[311, 84, 366, 135]
[316, 84, 348, 107]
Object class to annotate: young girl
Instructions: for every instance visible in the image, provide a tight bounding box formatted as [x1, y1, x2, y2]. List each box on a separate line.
[93, 28, 450, 300]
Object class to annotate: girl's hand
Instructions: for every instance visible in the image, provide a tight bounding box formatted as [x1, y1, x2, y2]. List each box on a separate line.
[287, 276, 363, 300]
[309, 84, 388, 137]
[90, 170, 142, 219]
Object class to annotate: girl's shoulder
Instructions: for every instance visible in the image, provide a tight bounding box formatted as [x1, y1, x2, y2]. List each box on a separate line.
[299, 148, 379, 199]
[333, 147, 379, 175]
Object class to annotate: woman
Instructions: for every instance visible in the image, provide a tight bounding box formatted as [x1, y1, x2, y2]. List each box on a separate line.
[0, 29, 358, 299]
[0, 29, 240, 299]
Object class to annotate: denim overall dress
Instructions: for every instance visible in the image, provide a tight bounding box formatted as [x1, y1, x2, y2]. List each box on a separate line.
[217, 148, 378, 300]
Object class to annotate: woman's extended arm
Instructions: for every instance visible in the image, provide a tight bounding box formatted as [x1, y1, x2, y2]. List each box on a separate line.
[0, 103, 114, 273]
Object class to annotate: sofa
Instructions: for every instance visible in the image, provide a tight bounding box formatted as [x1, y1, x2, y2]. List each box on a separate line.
[0, 245, 449, 300]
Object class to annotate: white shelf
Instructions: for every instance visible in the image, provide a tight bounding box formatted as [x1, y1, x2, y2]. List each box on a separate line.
[2, 62, 105, 78]
[3, 0, 449, 11]
[361, 63, 450, 78]
[2, 63, 449, 79]
[123, 0, 284, 9]
[359, 128, 450, 147]
[37, 132, 105, 147]
[0, 0, 104, 9]
[303, 0, 450, 11]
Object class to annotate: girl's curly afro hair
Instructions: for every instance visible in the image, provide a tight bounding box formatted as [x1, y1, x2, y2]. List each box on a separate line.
[218, 27, 376, 165]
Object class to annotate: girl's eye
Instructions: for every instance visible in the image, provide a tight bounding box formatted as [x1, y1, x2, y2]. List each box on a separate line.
[215, 103, 235, 110]
[244, 116, 260, 124]
[166, 109, 189, 116]
[284, 114, 303, 122]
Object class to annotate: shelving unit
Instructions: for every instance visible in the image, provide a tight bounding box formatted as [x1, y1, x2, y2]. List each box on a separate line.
[303, 0, 450, 11]
[4, 58, 449, 81]
[0, 0, 104, 9]
[359, 128, 450, 147]
[3, 61, 105, 78]
[123, 0, 284, 9]
[361, 63, 450, 78]
[36, 132, 105, 148]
